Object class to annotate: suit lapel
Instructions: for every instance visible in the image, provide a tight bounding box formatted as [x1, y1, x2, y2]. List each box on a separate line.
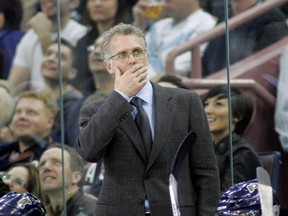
[120, 114, 148, 163]
[147, 84, 176, 171]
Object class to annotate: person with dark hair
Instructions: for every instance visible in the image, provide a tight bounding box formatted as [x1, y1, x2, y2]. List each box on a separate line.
[76, 23, 220, 216]
[72, 0, 134, 97]
[203, 85, 262, 192]
[40, 39, 82, 147]
[2, 163, 44, 202]
[38, 143, 96, 216]
[8, 0, 87, 92]
[0, 0, 24, 79]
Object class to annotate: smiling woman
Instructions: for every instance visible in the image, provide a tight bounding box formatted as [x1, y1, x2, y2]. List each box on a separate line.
[2, 162, 44, 202]
[203, 85, 262, 192]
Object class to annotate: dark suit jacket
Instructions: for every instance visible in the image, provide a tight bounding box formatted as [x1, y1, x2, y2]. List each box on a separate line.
[76, 82, 220, 216]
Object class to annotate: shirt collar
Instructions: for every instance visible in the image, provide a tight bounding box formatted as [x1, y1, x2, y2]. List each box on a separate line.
[134, 81, 153, 105]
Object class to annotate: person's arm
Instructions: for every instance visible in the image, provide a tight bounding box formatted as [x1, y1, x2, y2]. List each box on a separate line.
[7, 30, 35, 92]
[8, 65, 30, 92]
[75, 92, 133, 162]
[188, 93, 220, 215]
[27, 12, 52, 53]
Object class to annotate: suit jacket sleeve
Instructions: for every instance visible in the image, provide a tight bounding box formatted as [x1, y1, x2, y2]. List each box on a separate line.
[75, 91, 133, 162]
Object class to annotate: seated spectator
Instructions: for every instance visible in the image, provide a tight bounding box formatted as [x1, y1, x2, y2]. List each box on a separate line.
[84, 36, 114, 102]
[202, 0, 287, 77]
[67, 36, 111, 196]
[38, 143, 96, 216]
[40, 39, 82, 147]
[1, 162, 44, 201]
[133, 0, 216, 77]
[0, 0, 25, 79]
[156, 74, 188, 89]
[275, 46, 288, 151]
[203, 85, 262, 192]
[8, 0, 87, 92]
[41, 39, 81, 102]
[72, 0, 134, 97]
[65, 35, 114, 147]
[0, 91, 57, 171]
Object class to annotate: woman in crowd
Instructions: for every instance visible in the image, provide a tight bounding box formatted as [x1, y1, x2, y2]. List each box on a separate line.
[72, 0, 135, 97]
[203, 85, 262, 192]
[1, 162, 45, 202]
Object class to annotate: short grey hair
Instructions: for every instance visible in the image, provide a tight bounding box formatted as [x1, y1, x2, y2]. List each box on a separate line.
[100, 23, 147, 60]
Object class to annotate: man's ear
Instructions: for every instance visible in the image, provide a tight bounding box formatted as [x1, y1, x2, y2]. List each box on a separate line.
[103, 60, 114, 75]
[71, 171, 82, 185]
[69, 0, 80, 11]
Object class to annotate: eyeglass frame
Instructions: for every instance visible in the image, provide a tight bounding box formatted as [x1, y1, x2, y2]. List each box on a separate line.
[108, 49, 147, 62]
[0, 173, 26, 187]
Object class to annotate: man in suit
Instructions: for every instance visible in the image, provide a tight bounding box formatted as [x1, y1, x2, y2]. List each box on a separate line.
[75, 23, 220, 216]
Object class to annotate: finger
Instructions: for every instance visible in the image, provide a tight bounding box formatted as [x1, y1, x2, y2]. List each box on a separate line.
[130, 63, 144, 74]
[139, 71, 148, 83]
[134, 66, 148, 77]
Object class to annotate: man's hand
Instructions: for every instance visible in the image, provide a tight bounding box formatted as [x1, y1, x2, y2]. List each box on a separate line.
[114, 63, 148, 97]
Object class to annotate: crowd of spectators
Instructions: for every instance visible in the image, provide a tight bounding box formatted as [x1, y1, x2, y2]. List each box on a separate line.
[0, 0, 287, 215]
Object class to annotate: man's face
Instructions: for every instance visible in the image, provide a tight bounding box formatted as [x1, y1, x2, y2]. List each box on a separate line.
[10, 98, 54, 142]
[104, 34, 148, 75]
[41, 43, 74, 81]
[38, 148, 74, 193]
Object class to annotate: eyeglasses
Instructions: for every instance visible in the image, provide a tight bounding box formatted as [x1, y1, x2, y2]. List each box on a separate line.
[0, 173, 25, 186]
[108, 50, 147, 62]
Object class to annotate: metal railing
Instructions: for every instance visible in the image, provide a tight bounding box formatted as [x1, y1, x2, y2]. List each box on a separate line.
[165, 0, 288, 78]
